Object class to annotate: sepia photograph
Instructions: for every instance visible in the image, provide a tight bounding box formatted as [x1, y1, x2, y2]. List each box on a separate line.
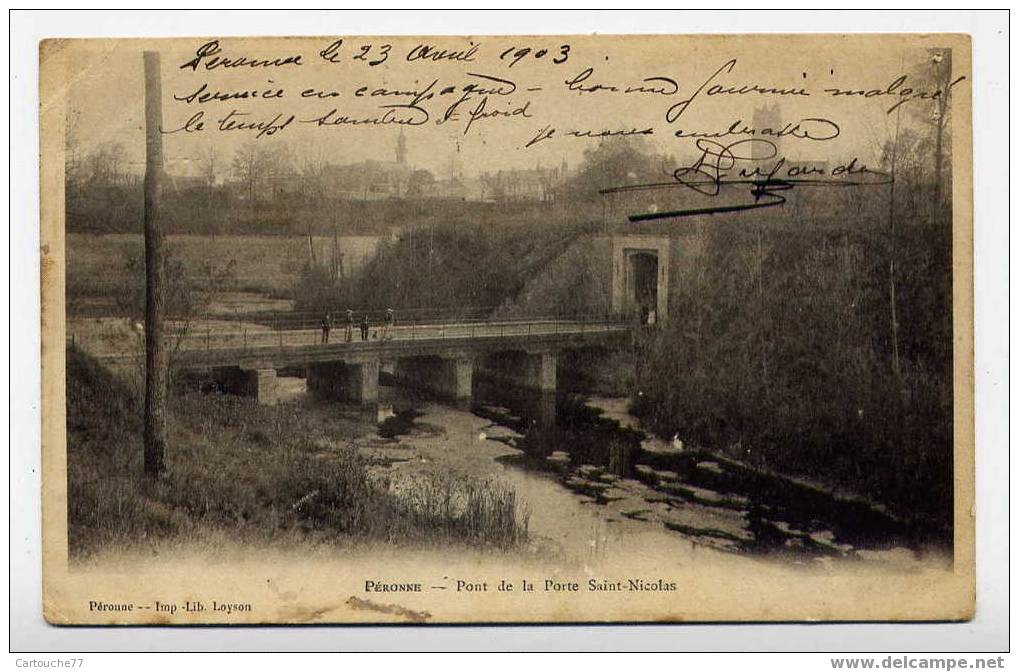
[37, 30, 975, 626]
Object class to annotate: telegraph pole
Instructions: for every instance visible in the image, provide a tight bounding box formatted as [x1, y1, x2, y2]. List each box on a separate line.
[887, 101, 903, 385]
[143, 51, 167, 476]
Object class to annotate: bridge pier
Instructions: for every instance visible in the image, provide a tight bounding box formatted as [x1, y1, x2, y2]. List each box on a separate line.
[346, 360, 380, 404]
[307, 359, 379, 405]
[393, 355, 474, 405]
[525, 351, 557, 393]
[478, 350, 557, 394]
[246, 367, 278, 406]
[450, 358, 474, 400]
[209, 366, 278, 405]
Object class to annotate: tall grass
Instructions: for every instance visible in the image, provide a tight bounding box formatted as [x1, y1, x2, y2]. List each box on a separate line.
[393, 473, 529, 548]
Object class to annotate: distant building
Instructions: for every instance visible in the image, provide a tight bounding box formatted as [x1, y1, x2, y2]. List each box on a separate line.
[752, 104, 829, 172]
[321, 160, 414, 200]
[480, 159, 570, 203]
[303, 132, 571, 202]
[395, 127, 408, 165]
[320, 130, 415, 200]
[430, 176, 485, 201]
[752, 103, 783, 161]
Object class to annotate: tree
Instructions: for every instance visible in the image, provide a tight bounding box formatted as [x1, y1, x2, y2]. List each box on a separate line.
[231, 142, 264, 206]
[122, 247, 236, 389]
[882, 49, 958, 205]
[85, 141, 128, 187]
[198, 146, 218, 190]
[568, 136, 660, 195]
[296, 144, 329, 200]
[65, 109, 86, 210]
[231, 142, 293, 208]
[407, 169, 435, 197]
[876, 49, 959, 386]
[909, 49, 957, 206]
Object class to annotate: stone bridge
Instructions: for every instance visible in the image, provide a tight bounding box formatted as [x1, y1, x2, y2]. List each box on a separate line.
[165, 316, 630, 408]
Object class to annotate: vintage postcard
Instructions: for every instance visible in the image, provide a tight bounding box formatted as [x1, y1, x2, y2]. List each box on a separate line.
[40, 33, 974, 624]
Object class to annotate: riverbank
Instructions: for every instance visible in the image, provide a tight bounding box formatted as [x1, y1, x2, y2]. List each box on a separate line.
[66, 347, 528, 559]
[66, 342, 735, 568]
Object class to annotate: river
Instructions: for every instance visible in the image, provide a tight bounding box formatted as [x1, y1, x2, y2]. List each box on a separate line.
[277, 376, 948, 573]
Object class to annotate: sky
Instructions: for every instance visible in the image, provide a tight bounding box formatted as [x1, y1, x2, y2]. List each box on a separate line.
[56, 35, 964, 181]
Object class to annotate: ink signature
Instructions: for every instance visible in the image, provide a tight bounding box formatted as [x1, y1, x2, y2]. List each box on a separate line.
[601, 138, 891, 222]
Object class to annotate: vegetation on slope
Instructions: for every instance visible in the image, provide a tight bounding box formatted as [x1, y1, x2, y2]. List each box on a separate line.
[66, 347, 528, 558]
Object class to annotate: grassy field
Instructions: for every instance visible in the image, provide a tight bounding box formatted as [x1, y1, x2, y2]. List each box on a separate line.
[66, 346, 528, 558]
[66, 233, 380, 317]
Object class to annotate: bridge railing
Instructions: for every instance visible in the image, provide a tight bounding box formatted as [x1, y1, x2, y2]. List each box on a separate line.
[166, 305, 505, 332]
[67, 310, 634, 359]
[170, 310, 629, 354]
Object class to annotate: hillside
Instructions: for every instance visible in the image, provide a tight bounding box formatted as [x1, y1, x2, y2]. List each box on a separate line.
[65, 347, 526, 558]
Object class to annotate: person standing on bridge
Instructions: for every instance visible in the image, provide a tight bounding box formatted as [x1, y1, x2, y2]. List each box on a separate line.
[321, 312, 332, 344]
[345, 309, 354, 343]
[360, 313, 370, 342]
[383, 308, 395, 341]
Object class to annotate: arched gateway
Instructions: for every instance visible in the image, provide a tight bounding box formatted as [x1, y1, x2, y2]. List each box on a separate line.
[610, 234, 671, 323]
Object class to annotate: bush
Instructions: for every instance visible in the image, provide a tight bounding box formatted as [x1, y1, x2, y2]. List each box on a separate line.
[630, 195, 954, 528]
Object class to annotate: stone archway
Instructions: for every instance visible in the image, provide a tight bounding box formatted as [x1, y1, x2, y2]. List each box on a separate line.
[628, 251, 659, 322]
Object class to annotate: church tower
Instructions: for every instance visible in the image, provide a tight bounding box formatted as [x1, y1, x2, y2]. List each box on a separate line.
[752, 104, 782, 161]
[396, 128, 407, 165]
[449, 141, 464, 181]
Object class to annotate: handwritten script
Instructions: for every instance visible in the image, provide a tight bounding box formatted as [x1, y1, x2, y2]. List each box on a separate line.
[158, 37, 968, 218]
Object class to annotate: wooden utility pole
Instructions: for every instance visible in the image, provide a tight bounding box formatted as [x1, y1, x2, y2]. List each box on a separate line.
[332, 223, 340, 283]
[143, 51, 167, 476]
[886, 103, 903, 385]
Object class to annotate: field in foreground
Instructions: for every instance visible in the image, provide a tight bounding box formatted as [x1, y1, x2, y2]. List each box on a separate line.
[65, 347, 528, 558]
[65, 233, 380, 317]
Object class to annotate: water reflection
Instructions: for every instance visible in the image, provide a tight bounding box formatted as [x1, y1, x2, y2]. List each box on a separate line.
[471, 381, 558, 431]
[471, 380, 944, 559]
[366, 374, 945, 561]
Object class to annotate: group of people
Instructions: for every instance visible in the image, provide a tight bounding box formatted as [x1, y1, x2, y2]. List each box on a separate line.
[320, 309, 395, 344]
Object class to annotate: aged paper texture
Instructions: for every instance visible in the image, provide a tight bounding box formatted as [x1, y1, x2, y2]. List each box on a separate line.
[40, 33, 974, 624]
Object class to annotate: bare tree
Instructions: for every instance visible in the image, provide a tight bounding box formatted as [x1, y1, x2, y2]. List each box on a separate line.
[231, 142, 293, 208]
[891, 48, 957, 205]
[231, 141, 264, 207]
[84, 141, 128, 186]
[297, 143, 329, 200]
[122, 247, 236, 391]
[928, 49, 955, 204]
[64, 109, 83, 185]
[197, 146, 217, 190]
